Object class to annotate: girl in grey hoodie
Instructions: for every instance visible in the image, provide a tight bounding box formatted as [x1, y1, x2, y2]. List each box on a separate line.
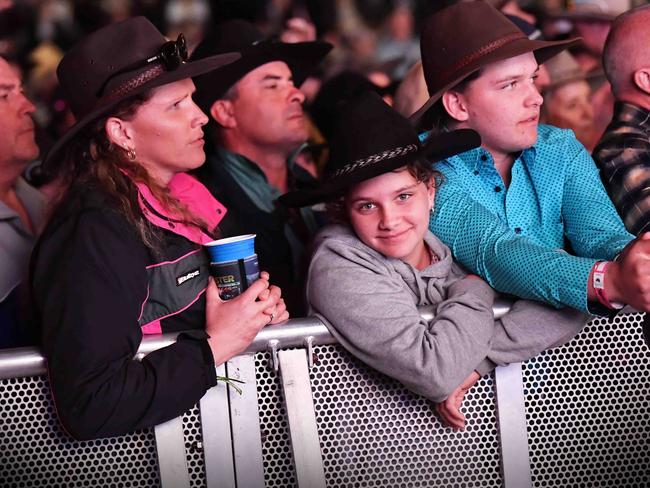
[279, 93, 587, 429]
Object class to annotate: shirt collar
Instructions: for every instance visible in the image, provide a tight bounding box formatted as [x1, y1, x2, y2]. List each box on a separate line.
[452, 143, 537, 171]
[612, 101, 650, 132]
[0, 177, 47, 227]
[133, 172, 227, 244]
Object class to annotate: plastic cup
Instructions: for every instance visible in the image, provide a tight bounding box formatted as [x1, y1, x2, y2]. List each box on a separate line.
[205, 234, 260, 300]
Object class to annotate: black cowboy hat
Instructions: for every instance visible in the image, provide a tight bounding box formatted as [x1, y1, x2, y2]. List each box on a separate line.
[190, 19, 332, 113]
[279, 92, 481, 208]
[42, 16, 240, 171]
[411, 1, 580, 129]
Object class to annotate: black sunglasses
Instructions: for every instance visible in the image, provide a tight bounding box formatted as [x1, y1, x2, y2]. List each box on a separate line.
[97, 34, 188, 97]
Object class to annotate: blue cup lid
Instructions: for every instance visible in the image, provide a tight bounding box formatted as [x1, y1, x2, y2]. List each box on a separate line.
[205, 234, 256, 263]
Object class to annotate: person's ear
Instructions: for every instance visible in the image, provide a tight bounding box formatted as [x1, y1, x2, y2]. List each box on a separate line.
[105, 116, 134, 152]
[210, 99, 237, 128]
[441, 90, 469, 123]
[633, 68, 650, 96]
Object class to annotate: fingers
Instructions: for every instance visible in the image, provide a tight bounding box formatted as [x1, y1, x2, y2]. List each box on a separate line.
[267, 298, 289, 325]
[435, 396, 465, 430]
[260, 285, 282, 308]
[240, 276, 270, 301]
[205, 277, 223, 303]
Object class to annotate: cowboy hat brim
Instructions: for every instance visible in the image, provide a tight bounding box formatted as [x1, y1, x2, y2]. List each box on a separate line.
[279, 128, 481, 208]
[411, 36, 581, 130]
[193, 40, 332, 113]
[42, 52, 240, 173]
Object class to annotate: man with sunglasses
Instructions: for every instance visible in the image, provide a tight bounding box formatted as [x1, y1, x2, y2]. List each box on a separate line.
[190, 20, 331, 315]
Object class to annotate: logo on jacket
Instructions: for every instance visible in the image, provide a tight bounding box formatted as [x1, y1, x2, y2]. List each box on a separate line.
[177, 268, 200, 286]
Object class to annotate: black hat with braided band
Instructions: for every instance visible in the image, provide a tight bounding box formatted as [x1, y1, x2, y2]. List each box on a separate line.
[43, 16, 240, 170]
[279, 91, 481, 207]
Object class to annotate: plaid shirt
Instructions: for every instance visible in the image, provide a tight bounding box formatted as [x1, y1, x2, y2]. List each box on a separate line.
[593, 102, 650, 236]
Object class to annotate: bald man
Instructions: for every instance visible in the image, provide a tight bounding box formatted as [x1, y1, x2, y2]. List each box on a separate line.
[594, 5, 650, 236]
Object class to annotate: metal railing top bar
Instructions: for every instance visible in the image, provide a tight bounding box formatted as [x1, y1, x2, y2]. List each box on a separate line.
[0, 299, 514, 380]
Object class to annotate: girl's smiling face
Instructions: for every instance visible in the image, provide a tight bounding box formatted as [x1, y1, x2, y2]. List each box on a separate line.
[345, 167, 435, 270]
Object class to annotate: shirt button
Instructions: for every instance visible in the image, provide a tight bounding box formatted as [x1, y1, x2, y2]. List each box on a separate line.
[494, 186, 502, 192]
[473, 170, 479, 175]
[480, 155, 488, 161]
[515, 227, 522, 234]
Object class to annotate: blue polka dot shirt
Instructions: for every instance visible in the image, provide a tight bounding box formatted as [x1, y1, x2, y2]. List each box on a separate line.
[429, 124, 634, 312]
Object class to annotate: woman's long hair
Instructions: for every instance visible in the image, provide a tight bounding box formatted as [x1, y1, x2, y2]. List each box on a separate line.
[50, 93, 216, 254]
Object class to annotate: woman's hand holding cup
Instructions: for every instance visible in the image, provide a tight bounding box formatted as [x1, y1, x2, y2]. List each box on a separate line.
[205, 273, 282, 366]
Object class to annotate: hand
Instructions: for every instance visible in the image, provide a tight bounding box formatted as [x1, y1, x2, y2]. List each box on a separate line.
[281, 17, 317, 43]
[205, 274, 281, 365]
[255, 272, 290, 324]
[602, 233, 650, 310]
[435, 371, 481, 430]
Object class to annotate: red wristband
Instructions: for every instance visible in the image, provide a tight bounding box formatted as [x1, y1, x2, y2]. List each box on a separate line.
[593, 261, 624, 310]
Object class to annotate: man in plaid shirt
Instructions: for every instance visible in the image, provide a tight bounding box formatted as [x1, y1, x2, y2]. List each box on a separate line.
[594, 5, 650, 236]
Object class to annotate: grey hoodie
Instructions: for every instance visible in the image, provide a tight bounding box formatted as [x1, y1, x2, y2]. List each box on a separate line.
[306, 224, 588, 402]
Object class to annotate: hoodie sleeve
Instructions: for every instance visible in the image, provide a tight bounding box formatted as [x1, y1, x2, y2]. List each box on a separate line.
[307, 234, 496, 402]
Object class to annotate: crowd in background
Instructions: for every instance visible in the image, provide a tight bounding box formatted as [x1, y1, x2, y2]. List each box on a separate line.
[1, 0, 646, 188]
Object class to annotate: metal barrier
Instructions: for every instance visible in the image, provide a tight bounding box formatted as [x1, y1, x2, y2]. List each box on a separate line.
[0, 303, 648, 488]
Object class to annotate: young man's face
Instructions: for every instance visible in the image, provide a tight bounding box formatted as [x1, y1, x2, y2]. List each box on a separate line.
[452, 52, 543, 159]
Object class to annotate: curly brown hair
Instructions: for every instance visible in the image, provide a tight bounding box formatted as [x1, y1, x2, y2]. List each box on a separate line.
[325, 157, 443, 224]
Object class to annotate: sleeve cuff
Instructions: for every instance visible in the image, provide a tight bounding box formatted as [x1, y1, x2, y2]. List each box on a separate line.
[177, 331, 218, 387]
[475, 358, 497, 376]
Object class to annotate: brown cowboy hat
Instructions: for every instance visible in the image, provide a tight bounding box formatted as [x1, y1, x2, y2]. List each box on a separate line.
[42, 16, 240, 171]
[279, 91, 481, 208]
[190, 19, 332, 114]
[411, 1, 580, 129]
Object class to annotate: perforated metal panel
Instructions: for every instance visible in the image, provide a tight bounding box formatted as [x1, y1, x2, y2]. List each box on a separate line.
[523, 312, 650, 488]
[255, 345, 502, 488]
[256, 351, 298, 487]
[0, 375, 160, 487]
[182, 404, 207, 488]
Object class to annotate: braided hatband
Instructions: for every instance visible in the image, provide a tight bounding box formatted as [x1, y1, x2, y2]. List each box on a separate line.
[331, 144, 419, 178]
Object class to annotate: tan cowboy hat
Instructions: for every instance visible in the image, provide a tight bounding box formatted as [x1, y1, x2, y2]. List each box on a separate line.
[43, 17, 240, 171]
[411, 1, 580, 129]
[542, 50, 603, 93]
[546, 0, 632, 22]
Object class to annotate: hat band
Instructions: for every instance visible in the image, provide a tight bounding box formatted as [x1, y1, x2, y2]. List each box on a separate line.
[331, 143, 419, 179]
[98, 64, 165, 105]
[434, 31, 525, 91]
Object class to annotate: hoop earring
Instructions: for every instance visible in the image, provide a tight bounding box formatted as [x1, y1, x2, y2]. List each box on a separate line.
[126, 147, 137, 160]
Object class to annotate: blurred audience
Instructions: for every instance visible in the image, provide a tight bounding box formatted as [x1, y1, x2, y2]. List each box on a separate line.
[541, 50, 600, 151]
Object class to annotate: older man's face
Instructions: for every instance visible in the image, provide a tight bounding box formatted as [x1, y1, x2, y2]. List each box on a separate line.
[228, 60, 308, 153]
[0, 58, 38, 166]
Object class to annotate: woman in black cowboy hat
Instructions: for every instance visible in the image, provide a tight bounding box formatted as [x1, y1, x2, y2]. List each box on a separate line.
[31, 17, 288, 440]
[280, 92, 587, 429]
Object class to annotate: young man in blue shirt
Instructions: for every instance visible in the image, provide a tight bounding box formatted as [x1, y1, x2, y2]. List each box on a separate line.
[412, 1, 650, 316]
